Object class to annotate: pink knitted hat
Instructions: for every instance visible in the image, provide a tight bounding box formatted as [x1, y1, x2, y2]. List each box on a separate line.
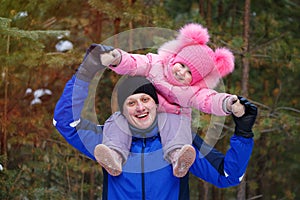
[158, 23, 234, 87]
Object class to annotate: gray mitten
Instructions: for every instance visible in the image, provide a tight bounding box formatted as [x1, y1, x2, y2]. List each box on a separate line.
[76, 44, 114, 82]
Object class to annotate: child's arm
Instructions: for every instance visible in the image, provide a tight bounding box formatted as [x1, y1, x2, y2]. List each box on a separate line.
[152, 79, 229, 115]
[100, 48, 155, 77]
[102, 112, 132, 161]
[189, 88, 245, 117]
[152, 78, 245, 117]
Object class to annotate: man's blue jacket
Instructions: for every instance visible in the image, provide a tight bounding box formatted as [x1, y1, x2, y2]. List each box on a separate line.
[53, 45, 254, 200]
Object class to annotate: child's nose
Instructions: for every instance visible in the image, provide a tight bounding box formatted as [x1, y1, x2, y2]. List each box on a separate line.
[180, 68, 188, 75]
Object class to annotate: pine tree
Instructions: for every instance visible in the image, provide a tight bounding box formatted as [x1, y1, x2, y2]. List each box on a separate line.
[0, 16, 71, 199]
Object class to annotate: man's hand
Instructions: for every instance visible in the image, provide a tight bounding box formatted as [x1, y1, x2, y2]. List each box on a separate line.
[232, 96, 258, 138]
[100, 49, 121, 67]
[76, 44, 114, 82]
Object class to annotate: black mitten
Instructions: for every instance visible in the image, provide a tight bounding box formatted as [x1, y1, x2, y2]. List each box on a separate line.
[232, 96, 258, 138]
[76, 44, 114, 82]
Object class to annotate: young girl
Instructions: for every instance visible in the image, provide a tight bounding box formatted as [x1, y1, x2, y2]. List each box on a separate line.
[94, 23, 245, 177]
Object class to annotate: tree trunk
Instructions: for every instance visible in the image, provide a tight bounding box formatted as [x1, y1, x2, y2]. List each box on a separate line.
[113, 18, 121, 47]
[206, 0, 212, 28]
[1, 32, 10, 168]
[202, 119, 225, 200]
[89, 166, 95, 200]
[237, 174, 247, 200]
[80, 171, 85, 200]
[230, 1, 237, 34]
[1, 67, 8, 168]
[92, 11, 103, 43]
[198, 0, 212, 28]
[241, 0, 251, 98]
[128, 0, 133, 52]
[237, 0, 251, 199]
[198, 0, 205, 18]
[198, 179, 209, 200]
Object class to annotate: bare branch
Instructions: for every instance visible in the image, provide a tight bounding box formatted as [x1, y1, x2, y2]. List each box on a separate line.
[260, 128, 281, 134]
[247, 194, 263, 200]
[249, 32, 287, 54]
[274, 106, 300, 113]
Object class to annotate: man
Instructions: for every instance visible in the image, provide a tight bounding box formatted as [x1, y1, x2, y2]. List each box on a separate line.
[53, 44, 257, 200]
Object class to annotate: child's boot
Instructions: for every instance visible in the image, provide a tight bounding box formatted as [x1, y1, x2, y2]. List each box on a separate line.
[169, 144, 196, 178]
[94, 144, 123, 176]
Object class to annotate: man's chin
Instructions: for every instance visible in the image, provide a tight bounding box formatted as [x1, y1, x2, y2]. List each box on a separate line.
[134, 121, 152, 130]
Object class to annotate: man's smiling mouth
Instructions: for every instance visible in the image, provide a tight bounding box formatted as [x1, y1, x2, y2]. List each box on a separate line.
[136, 113, 148, 119]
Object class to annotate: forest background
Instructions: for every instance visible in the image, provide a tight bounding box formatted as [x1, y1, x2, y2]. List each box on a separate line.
[0, 0, 299, 200]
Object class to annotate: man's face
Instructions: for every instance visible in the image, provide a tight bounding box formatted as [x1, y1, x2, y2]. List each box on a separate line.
[122, 93, 157, 129]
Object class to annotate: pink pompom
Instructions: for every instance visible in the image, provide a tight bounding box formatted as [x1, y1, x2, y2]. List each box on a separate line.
[178, 23, 209, 45]
[214, 48, 235, 77]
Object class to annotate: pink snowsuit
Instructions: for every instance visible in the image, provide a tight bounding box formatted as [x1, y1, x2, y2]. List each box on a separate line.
[102, 50, 231, 161]
[111, 50, 231, 116]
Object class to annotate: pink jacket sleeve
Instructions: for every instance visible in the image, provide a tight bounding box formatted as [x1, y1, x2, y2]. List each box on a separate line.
[172, 86, 231, 116]
[153, 79, 230, 116]
[189, 88, 231, 116]
[108, 49, 156, 77]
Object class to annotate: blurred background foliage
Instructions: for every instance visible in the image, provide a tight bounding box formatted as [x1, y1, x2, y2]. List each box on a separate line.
[0, 0, 299, 199]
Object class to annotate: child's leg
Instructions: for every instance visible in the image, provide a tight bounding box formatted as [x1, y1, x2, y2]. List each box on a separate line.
[158, 113, 193, 158]
[94, 112, 131, 176]
[157, 113, 195, 177]
[102, 112, 132, 160]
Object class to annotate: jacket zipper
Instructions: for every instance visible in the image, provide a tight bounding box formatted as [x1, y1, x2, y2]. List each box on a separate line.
[141, 138, 146, 200]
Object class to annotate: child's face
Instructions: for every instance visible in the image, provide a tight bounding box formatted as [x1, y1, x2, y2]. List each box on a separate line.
[172, 63, 192, 85]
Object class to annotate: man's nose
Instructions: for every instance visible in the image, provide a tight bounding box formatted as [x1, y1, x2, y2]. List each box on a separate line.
[136, 101, 145, 111]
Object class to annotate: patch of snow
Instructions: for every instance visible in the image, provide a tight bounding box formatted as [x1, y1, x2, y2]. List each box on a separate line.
[55, 40, 73, 52]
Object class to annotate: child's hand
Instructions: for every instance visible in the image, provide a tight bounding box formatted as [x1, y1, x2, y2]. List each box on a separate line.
[226, 95, 245, 117]
[231, 99, 245, 117]
[100, 49, 121, 66]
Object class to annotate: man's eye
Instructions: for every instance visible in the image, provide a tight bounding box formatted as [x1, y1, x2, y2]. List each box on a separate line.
[142, 97, 150, 103]
[127, 101, 135, 106]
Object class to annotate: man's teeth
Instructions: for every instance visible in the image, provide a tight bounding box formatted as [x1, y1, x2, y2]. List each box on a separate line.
[137, 113, 147, 118]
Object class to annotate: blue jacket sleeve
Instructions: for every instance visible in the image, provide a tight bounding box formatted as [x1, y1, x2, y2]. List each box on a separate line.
[53, 75, 103, 160]
[190, 133, 254, 188]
